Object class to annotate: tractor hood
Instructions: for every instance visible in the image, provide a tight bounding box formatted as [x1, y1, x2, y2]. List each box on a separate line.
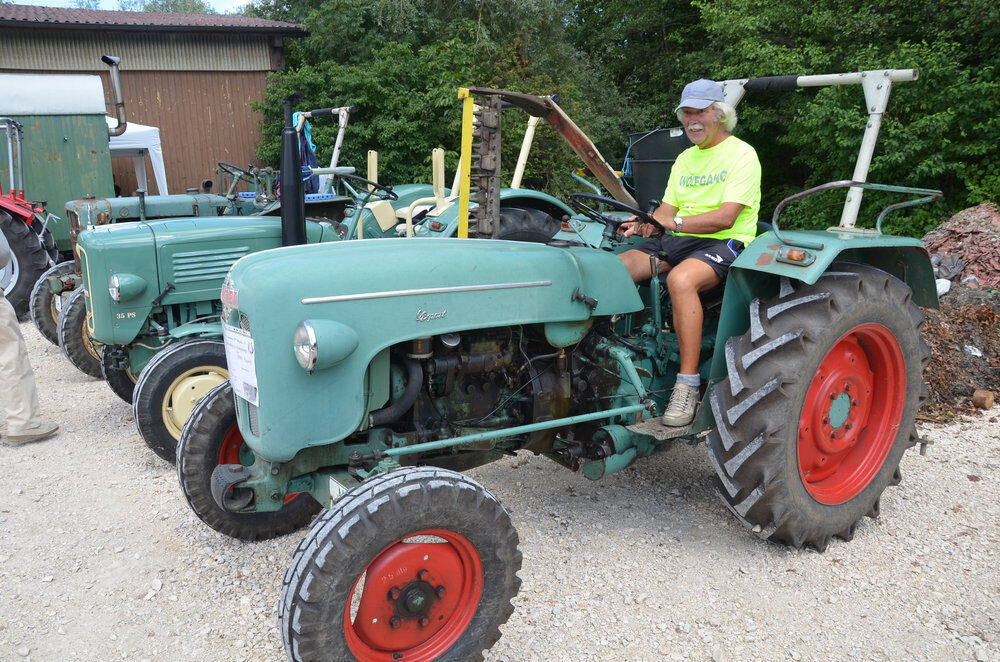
[225, 237, 643, 461]
[79, 216, 336, 344]
[65, 193, 256, 224]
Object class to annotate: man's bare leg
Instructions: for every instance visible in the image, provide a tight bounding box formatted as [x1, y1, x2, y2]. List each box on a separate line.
[662, 258, 721, 425]
[619, 249, 672, 283]
[667, 258, 721, 374]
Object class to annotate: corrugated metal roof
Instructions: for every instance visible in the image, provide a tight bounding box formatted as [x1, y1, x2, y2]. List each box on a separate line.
[1, 31, 274, 71]
[0, 3, 305, 35]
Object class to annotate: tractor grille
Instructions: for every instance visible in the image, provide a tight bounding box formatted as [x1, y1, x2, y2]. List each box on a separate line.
[170, 247, 249, 284]
[236, 311, 260, 437]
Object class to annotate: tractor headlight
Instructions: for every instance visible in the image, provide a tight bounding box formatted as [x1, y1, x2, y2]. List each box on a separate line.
[108, 272, 146, 302]
[109, 274, 121, 302]
[293, 321, 318, 371]
[293, 319, 359, 373]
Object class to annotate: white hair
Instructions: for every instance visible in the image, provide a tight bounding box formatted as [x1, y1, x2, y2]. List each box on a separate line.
[676, 101, 738, 132]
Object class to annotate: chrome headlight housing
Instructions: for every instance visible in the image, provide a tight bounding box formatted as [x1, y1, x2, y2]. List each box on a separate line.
[293, 320, 318, 371]
[293, 319, 359, 373]
[108, 272, 146, 303]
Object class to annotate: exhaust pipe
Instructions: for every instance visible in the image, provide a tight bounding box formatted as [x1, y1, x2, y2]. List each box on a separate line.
[280, 93, 306, 247]
[102, 55, 127, 137]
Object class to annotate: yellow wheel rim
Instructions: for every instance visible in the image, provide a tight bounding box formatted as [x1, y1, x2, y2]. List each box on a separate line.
[161, 365, 230, 440]
[81, 312, 103, 362]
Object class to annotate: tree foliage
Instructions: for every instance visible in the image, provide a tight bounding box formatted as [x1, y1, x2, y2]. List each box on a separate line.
[246, 0, 999, 235]
[72, 0, 217, 12]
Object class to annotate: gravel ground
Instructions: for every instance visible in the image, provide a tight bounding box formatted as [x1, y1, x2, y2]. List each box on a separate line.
[2, 320, 999, 662]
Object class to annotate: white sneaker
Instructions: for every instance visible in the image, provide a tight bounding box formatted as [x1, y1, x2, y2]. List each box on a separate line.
[661, 383, 698, 427]
[6, 421, 59, 446]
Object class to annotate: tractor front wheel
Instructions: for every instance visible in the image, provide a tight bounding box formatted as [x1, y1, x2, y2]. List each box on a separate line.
[31, 260, 77, 345]
[706, 263, 929, 551]
[101, 345, 138, 403]
[56, 286, 104, 378]
[280, 467, 521, 662]
[133, 338, 228, 463]
[1, 210, 54, 319]
[176, 381, 321, 540]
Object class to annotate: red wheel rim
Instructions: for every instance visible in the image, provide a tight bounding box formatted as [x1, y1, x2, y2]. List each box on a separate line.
[798, 323, 906, 505]
[217, 425, 298, 505]
[344, 529, 484, 662]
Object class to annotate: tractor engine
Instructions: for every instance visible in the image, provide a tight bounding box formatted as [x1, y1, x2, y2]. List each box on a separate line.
[383, 325, 624, 456]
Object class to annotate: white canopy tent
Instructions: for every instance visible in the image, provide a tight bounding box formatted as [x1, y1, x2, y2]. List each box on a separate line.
[105, 116, 169, 195]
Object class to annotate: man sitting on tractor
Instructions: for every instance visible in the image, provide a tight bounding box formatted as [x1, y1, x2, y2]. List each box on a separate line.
[619, 79, 761, 427]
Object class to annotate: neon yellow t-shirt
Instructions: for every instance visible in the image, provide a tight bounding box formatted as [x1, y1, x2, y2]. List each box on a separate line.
[662, 135, 761, 244]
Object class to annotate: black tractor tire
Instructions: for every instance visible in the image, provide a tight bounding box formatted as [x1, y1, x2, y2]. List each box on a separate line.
[705, 263, 929, 551]
[280, 467, 522, 662]
[1, 210, 54, 319]
[30, 260, 77, 345]
[133, 338, 228, 463]
[176, 381, 322, 540]
[101, 345, 138, 403]
[495, 206, 560, 243]
[56, 286, 104, 379]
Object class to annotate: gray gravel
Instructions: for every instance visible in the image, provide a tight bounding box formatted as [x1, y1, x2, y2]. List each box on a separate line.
[1, 320, 998, 662]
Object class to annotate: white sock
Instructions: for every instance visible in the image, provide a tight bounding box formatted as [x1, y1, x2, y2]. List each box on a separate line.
[675, 373, 700, 389]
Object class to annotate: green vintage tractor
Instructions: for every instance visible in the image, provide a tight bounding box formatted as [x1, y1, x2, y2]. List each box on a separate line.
[76, 98, 413, 459]
[44, 101, 350, 378]
[175, 70, 940, 660]
[44, 166, 273, 379]
[80, 91, 629, 464]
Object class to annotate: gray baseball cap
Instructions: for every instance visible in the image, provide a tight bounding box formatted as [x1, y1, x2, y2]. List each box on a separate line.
[674, 79, 725, 112]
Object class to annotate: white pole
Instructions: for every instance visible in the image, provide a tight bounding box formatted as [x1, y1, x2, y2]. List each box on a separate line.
[510, 116, 541, 189]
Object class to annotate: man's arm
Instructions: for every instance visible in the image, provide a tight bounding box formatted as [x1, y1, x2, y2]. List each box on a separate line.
[651, 201, 745, 234]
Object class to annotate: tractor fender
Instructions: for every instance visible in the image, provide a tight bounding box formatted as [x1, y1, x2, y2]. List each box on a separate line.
[732, 230, 936, 307]
[226, 237, 643, 461]
[497, 188, 576, 220]
[0, 195, 34, 222]
[708, 228, 936, 384]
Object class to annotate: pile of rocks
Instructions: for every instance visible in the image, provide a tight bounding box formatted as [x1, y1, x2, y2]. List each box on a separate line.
[923, 202, 1000, 290]
[919, 203, 1000, 418]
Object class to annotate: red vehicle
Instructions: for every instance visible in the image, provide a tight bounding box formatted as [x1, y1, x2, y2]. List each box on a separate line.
[1, 117, 58, 316]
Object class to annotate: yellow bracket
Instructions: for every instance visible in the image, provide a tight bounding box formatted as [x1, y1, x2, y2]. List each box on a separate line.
[457, 87, 474, 239]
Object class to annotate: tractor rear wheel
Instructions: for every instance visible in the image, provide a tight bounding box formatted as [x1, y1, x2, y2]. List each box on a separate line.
[705, 263, 929, 551]
[495, 207, 560, 243]
[280, 467, 521, 662]
[30, 260, 77, 345]
[176, 381, 322, 540]
[56, 286, 104, 379]
[1, 210, 54, 319]
[133, 338, 228, 463]
[101, 345, 138, 403]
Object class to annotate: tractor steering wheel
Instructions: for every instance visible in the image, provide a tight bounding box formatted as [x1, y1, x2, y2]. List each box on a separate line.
[568, 193, 663, 237]
[218, 161, 254, 182]
[218, 161, 255, 199]
[337, 172, 399, 201]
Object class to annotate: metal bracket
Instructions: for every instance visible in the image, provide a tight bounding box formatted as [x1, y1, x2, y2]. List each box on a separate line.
[150, 282, 175, 308]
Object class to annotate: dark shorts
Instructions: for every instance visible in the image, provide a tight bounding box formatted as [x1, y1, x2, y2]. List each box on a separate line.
[635, 235, 745, 280]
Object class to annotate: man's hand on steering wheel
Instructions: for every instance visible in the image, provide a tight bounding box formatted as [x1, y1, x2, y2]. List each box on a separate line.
[568, 193, 665, 239]
[619, 216, 662, 238]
